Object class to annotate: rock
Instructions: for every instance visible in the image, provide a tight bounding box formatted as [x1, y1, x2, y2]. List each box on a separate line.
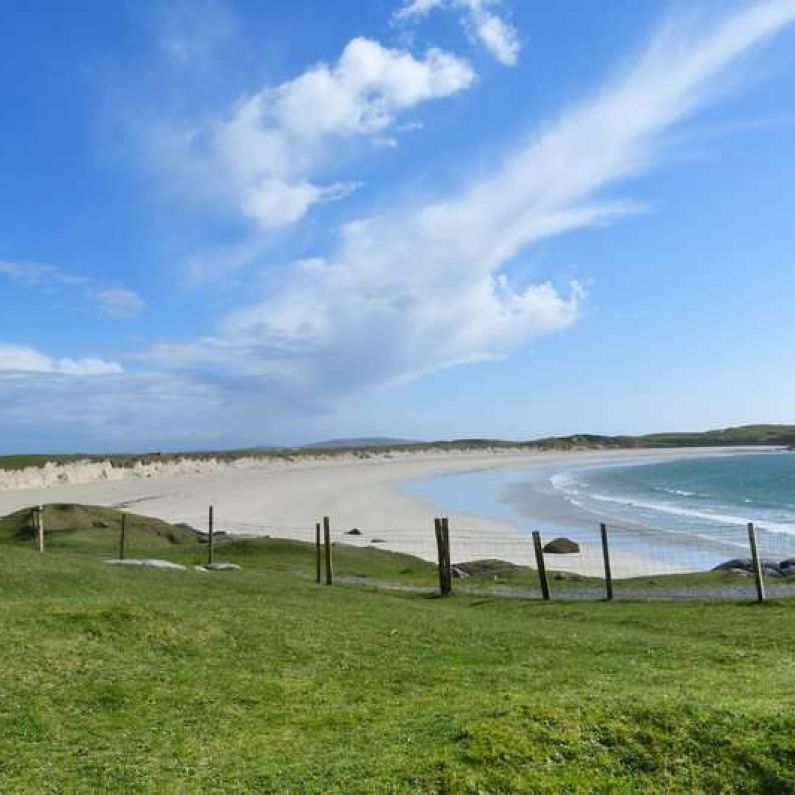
[202, 562, 242, 571]
[92, 520, 110, 528]
[195, 530, 230, 543]
[451, 559, 524, 578]
[543, 537, 580, 554]
[105, 558, 186, 571]
[370, 538, 386, 544]
[345, 528, 362, 536]
[728, 568, 751, 577]
[713, 558, 786, 577]
[452, 566, 471, 579]
[779, 561, 795, 577]
[712, 558, 753, 572]
[763, 563, 784, 578]
[553, 571, 584, 581]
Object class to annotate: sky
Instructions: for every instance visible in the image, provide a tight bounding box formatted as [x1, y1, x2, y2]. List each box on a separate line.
[1, 0, 795, 452]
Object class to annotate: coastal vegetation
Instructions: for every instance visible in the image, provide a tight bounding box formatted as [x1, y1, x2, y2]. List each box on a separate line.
[1, 423, 794, 473]
[2, 504, 795, 792]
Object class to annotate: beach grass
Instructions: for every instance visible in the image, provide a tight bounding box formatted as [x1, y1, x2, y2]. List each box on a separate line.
[2, 508, 795, 792]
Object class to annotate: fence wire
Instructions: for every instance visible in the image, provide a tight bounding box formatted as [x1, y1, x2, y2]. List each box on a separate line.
[86, 504, 795, 602]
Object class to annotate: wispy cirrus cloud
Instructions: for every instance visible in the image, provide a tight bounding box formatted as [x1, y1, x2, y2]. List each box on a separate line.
[145, 0, 795, 409]
[5, 0, 795, 450]
[0, 260, 146, 319]
[395, 0, 521, 66]
[92, 288, 147, 319]
[0, 344, 122, 376]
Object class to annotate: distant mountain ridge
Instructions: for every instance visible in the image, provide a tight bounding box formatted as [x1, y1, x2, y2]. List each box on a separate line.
[301, 437, 420, 449]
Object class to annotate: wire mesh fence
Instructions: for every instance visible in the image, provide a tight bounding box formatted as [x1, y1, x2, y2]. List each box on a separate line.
[23, 500, 795, 601]
[164, 508, 795, 601]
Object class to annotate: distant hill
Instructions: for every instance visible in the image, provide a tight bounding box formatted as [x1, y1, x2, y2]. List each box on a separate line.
[302, 437, 421, 450]
[2, 424, 794, 471]
[486, 425, 795, 450]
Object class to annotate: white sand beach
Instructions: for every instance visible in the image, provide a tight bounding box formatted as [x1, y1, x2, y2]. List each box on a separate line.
[0, 446, 765, 577]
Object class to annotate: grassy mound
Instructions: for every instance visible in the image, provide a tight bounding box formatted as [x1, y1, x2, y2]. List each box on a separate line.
[0, 503, 198, 554]
[1, 520, 795, 791]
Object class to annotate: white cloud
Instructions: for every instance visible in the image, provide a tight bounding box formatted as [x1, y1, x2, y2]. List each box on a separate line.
[7, 1, 790, 449]
[0, 260, 145, 320]
[154, 36, 475, 233]
[0, 260, 90, 289]
[0, 370, 237, 448]
[396, 0, 521, 66]
[147, 0, 795, 407]
[240, 178, 360, 230]
[93, 288, 146, 319]
[0, 344, 123, 376]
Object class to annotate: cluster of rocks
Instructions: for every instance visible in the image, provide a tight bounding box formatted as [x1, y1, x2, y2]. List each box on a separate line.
[712, 558, 795, 578]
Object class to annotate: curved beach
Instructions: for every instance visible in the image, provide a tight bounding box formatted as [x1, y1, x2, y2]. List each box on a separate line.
[0, 446, 766, 576]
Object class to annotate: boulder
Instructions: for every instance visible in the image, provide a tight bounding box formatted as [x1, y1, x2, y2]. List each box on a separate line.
[712, 558, 785, 577]
[712, 558, 753, 572]
[195, 530, 230, 543]
[451, 559, 523, 578]
[370, 538, 386, 544]
[345, 528, 362, 536]
[763, 563, 784, 578]
[553, 571, 584, 581]
[727, 568, 751, 577]
[452, 566, 471, 579]
[779, 560, 795, 577]
[543, 537, 580, 554]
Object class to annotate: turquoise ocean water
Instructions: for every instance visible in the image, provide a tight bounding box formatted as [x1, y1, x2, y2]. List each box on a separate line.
[553, 452, 795, 536]
[402, 452, 795, 563]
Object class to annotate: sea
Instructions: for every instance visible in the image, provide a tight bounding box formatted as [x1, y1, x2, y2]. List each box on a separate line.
[402, 450, 795, 567]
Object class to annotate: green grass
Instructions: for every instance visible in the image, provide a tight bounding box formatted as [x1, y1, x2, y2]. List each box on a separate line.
[2, 507, 795, 792]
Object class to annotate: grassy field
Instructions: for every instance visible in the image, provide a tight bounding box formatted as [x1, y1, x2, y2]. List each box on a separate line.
[2, 506, 795, 792]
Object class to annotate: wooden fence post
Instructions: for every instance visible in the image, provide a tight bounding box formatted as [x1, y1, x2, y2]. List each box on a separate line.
[434, 518, 445, 596]
[323, 515, 333, 586]
[747, 522, 766, 603]
[37, 505, 44, 553]
[532, 531, 550, 601]
[600, 523, 613, 600]
[441, 517, 452, 596]
[119, 513, 127, 560]
[315, 522, 322, 584]
[208, 505, 214, 565]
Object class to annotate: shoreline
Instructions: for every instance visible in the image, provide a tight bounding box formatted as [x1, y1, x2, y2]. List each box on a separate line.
[0, 446, 774, 577]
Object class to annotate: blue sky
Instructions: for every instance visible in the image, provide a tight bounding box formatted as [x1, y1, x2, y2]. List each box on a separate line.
[1, 0, 795, 452]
